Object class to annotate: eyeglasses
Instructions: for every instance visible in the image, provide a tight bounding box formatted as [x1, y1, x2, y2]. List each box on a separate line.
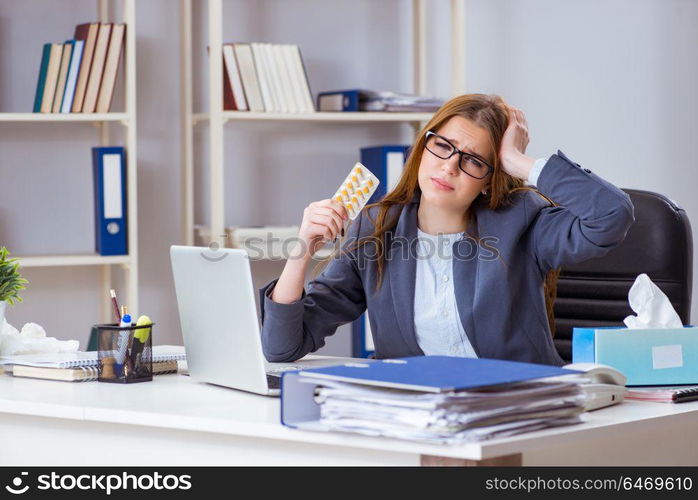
[424, 131, 494, 179]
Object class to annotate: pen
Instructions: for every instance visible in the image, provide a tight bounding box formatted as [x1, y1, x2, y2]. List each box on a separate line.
[115, 305, 131, 378]
[109, 289, 121, 323]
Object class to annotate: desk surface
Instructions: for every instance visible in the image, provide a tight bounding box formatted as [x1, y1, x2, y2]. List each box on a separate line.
[1, 374, 697, 462]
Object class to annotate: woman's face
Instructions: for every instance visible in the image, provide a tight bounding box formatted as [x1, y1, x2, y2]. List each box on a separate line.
[417, 115, 493, 211]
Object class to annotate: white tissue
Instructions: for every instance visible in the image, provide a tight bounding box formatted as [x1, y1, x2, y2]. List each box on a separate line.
[20, 322, 47, 339]
[0, 319, 79, 356]
[623, 273, 683, 329]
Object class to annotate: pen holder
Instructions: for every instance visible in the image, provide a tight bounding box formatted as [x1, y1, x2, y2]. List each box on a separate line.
[95, 322, 154, 384]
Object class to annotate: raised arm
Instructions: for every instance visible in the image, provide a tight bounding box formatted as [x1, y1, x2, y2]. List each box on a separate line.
[525, 151, 634, 272]
[259, 200, 367, 362]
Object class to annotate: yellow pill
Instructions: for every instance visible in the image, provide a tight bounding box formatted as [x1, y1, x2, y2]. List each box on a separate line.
[351, 196, 358, 204]
[367, 179, 374, 187]
[334, 195, 343, 203]
[341, 189, 348, 197]
[351, 175, 359, 184]
[362, 186, 370, 194]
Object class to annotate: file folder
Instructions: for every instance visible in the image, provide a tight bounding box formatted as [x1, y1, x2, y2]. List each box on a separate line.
[359, 145, 410, 205]
[351, 313, 374, 358]
[92, 147, 128, 255]
[317, 89, 362, 111]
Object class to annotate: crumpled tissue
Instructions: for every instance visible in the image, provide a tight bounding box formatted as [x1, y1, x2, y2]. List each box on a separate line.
[0, 319, 79, 356]
[623, 273, 683, 329]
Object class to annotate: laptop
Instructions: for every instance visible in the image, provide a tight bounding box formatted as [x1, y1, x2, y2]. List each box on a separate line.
[170, 245, 363, 396]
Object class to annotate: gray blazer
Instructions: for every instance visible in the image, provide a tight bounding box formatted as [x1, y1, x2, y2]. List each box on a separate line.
[259, 151, 635, 366]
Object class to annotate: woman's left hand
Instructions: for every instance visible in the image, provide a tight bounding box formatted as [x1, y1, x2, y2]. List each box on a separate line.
[499, 107, 535, 180]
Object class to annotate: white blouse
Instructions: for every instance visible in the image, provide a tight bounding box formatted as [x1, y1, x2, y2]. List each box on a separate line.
[412, 155, 550, 357]
[413, 228, 478, 357]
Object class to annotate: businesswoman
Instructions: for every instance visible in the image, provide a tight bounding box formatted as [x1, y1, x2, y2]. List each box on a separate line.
[259, 94, 634, 366]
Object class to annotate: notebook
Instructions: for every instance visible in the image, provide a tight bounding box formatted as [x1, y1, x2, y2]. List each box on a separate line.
[9, 360, 179, 382]
[626, 385, 698, 403]
[0, 345, 186, 368]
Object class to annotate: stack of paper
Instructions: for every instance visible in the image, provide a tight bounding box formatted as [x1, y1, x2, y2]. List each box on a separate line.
[281, 356, 587, 444]
[307, 378, 585, 444]
[359, 91, 444, 112]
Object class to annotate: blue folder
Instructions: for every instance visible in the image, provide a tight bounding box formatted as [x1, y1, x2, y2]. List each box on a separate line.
[287, 356, 578, 393]
[316, 89, 362, 111]
[92, 147, 128, 255]
[359, 145, 410, 206]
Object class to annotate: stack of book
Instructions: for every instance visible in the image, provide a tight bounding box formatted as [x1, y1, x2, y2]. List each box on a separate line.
[0, 345, 185, 382]
[282, 356, 587, 444]
[33, 22, 125, 114]
[214, 42, 314, 113]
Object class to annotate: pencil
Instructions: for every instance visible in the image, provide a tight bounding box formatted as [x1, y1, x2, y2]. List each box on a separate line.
[109, 289, 121, 323]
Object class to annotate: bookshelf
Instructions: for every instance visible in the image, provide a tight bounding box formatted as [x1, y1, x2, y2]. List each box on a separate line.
[0, 0, 139, 322]
[0, 113, 128, 123]
[180, 0, 466, 251]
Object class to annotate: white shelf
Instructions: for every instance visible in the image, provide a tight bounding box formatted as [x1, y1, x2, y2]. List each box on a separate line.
[192, 111, 433, 124]
[16, 254, 131, 268]
[0, 112, 129, 123]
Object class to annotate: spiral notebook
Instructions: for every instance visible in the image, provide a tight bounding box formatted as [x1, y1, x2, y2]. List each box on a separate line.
[626, 385, 698, 403]
[0, 345, 186, 369]
[9, 360, 179, 382]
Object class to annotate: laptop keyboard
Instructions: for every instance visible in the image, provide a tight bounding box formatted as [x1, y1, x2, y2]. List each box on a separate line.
[266, 374, 281, 390]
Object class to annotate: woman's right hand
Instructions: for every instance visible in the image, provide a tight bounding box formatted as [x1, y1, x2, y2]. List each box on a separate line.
[295, 199, 349, 259]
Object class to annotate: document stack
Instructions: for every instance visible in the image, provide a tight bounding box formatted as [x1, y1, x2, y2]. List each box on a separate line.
[281, 356, 586, 444]
[359, 90, 444, 112]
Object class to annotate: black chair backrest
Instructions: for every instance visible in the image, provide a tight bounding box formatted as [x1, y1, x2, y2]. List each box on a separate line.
[553, 189, 693, 362]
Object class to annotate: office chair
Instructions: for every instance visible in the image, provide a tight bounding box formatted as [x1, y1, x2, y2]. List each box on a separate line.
[553, 189, 693, 362]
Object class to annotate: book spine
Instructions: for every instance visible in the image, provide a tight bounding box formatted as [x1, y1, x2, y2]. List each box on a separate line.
[33, 43, 52, 113]
[61, 40, 85, 113]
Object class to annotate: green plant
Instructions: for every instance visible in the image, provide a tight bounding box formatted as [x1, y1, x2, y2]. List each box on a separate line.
[0, 247, 28, 305]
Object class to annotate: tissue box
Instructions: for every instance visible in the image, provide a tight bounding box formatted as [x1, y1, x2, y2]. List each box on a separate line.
[573, 326, 698, 386]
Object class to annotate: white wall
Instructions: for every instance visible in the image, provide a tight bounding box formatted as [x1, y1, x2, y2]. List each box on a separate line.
[1, 0, 697, 355]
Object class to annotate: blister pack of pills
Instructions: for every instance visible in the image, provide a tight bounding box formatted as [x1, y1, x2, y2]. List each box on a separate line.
[333, 162, 380, 220]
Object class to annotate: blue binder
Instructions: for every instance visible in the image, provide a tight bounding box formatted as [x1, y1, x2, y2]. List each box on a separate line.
[92, 147, 128, 255]
[351, 313, 373, 358]
[316, 89, 362, 111]
[360, 145, 410, 205]
[289, 356, 578, 393]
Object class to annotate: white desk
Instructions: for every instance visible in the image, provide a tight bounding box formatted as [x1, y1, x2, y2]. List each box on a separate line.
[1, 374, 697, 466]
